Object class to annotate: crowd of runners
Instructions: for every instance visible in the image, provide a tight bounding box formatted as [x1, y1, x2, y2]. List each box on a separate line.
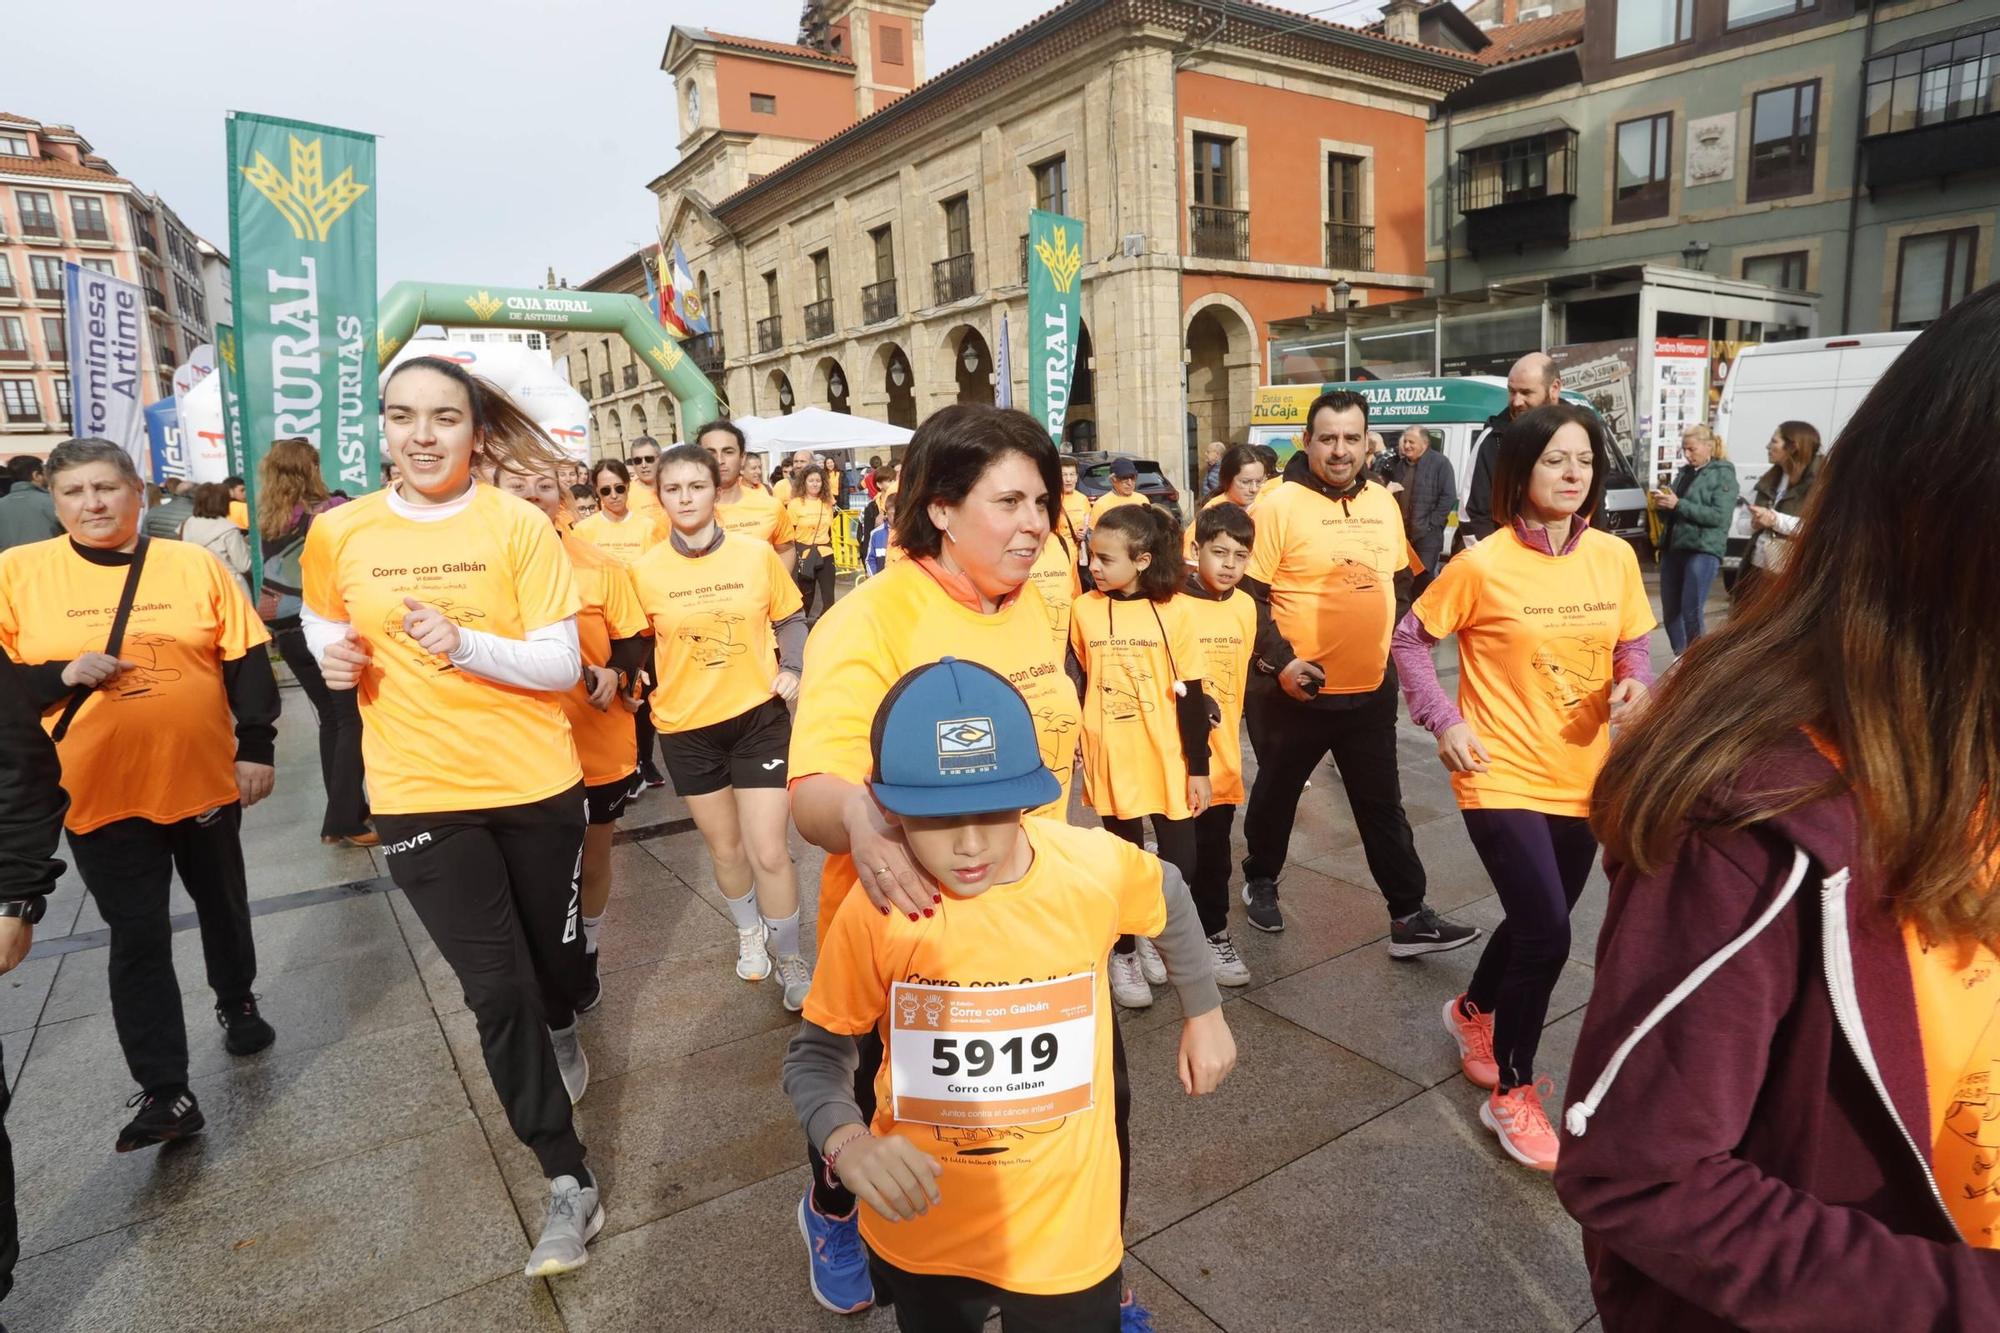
[3, 279, 2000, 1329]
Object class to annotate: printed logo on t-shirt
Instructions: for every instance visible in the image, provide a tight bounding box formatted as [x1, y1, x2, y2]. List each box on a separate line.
[936, 717, 997, 773]
[381, 599, 487, 673]
[677, 610, 750, 667]
[111, 633, 185, 697]
[1530, 636, 1610, 710]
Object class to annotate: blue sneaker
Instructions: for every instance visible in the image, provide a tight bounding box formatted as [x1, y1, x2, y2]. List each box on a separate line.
[1120, 1292, 1157, 1332]
[797, 1189, 873, 1314]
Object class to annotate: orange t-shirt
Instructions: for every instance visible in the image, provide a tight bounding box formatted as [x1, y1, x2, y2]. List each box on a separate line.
[560, 531, 649, 786]
[573, 509, 665, 566]
[228, 499, 250, 531]
[718, 485, 795, 550]
[628, 531, 802, 734]
[1182, 588, 1256, 807]
[793, 558, 1080, 940]
[805, 817, 1166, 1294]
[1090, 489, 1148, 524]
[1183, 492, 1259, 562]
[1904, 924, 2000, 1248]
[1412, 526, 1653, 817]
[627, 481, 666, 519]
[786, 496, 836, 554]
[1026, 532, 1082, 658]
[301, 487, 583, 815]
[1069, 591, 1208, 821]
[0, 537, 270, 832]
[1246, 478, 1414, 697]
[1057, 490, 1092, 548]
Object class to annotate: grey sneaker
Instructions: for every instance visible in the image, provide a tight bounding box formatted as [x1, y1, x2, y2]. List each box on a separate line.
[549, 1023, 589, 1104]
[775, 953, 813, 1012]
[1388, 906, 1481, 959]
[1134, 936, 1167, 985]
[1241, 879, 1283, 933]
[524, 1174, 604, 1278]
[1208, 931, 1251, 987]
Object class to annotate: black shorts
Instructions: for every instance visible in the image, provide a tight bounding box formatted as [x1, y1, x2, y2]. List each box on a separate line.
[584, 773, 635, 826]
[657, 696, 793, 797]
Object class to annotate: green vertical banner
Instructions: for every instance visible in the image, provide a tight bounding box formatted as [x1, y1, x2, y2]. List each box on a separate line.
[225, 112, 380, 541]
[214, 324, 248, 479]
[1026, 208, 1084, 446]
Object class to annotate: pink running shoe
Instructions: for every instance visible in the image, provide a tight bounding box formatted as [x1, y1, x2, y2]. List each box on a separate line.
[1442, 993, 1498, 1089]
[1481, 1077, 1560, 1172]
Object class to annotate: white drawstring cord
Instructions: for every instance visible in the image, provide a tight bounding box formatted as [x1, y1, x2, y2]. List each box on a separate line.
[1564, 846, 1818, 1138]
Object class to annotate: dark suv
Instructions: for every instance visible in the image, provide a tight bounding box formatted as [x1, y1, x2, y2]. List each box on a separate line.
[1072, 452, 1182, 524]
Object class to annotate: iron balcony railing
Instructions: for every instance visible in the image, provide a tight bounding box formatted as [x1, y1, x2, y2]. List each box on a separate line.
[1190, 205, 1249, 260]
[933, 252, 975, 304]
[1325, 221, 1375, 271]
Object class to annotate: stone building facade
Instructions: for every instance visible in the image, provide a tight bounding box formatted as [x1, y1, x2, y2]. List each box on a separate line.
[559, 0, 1480, 488]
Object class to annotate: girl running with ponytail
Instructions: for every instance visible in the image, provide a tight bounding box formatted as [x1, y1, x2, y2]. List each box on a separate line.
[300, 356, 604, 1277]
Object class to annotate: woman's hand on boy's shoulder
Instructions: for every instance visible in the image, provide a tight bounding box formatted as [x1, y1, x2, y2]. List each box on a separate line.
[837, 1133, 943, 1222]
[1178, 1007, 1236, 1096]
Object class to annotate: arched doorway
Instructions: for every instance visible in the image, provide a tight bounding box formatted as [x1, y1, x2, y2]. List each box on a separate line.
[606, 407, 624, 452]
[629, 404, 648, 440]
[1063, 320, 1097, 451]
[765, 370, 795, 416]
[1184, 301, 1255, 481]
[953, 328, 993, 405]
[882, 346, 917, 428]
[819, 358, 850, 414]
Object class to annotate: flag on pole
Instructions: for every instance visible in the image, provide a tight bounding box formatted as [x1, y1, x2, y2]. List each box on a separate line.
[671, 243, 710, 337]
[63, 262, 149, 483]
[995, 311, 1014, 409]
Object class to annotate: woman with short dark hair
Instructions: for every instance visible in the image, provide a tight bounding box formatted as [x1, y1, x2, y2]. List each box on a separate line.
[0, 437, 279, 1152]
[182, 482, 251, 585]
[1392, 401, 1653, 1173]
[1556, 282, 2000, 1330]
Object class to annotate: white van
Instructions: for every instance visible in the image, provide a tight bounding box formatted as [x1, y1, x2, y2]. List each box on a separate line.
[1712, 332, 1916, 573]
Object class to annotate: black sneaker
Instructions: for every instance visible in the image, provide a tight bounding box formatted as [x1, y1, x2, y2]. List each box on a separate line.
[1241, 879, 1284, 933]
[116, 1086, 205, 1153]
[1388, 906, 1480, 959]
[641, 762, 668, 790]
[216, 996, 276, 1056]
[625, 771, 647, 801]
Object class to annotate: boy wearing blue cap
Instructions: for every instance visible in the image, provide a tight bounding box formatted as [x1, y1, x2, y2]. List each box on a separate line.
[784, 657, 1235, 1331]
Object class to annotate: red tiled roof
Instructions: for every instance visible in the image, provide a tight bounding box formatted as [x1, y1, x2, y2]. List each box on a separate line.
[1476, 9, 1583, 65]
[0, 154, 127, 185]
[1227, 0, 1474, 61]
[0, 112, 36, 126]
[704, 29, 855, 67]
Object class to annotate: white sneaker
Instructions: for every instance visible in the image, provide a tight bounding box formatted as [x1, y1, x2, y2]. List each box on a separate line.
[736, 924, 773, 982]
[1208, 931, 1251, 987]
[524, 1174, 604, 1278]
[1109, 951, 1153, 1008]
[1134, 936, 1168, 985]
[549, 1022, 589, 1104]
[775, 953, 813, 1012]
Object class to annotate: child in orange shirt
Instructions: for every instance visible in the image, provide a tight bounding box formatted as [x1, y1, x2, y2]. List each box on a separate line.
[1182, 503, 1259, 988]
[1071, 505, 1212, 1010]
[785, 658, 1234, 1331]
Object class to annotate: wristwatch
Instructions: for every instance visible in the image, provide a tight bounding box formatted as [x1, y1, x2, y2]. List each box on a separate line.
[0, 898, 46, 925]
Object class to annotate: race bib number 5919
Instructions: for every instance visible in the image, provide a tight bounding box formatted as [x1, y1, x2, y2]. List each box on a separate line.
[888, 972, 1097, 1128]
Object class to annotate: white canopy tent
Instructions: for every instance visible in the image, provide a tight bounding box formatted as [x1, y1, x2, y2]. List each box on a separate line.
[736, 408, 912, 468]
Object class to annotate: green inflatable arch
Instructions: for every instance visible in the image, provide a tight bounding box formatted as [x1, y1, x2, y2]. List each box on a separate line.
[375, 281, 724, 440]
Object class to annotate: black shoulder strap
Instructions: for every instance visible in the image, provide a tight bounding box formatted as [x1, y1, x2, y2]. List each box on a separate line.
[51, 536, 150, 743]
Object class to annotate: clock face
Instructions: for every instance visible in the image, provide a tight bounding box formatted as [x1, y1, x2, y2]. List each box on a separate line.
[686, 82, 701, 121]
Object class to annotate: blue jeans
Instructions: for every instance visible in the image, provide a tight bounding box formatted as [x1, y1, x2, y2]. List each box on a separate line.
[1659, 549, 1720, 655]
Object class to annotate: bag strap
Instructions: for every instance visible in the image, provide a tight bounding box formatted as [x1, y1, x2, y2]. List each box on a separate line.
[52, 536, 150, 743]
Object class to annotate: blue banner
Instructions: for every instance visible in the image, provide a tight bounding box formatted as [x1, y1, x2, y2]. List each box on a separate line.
[145, 399, 186, 484]
[63, 262, 150, 480]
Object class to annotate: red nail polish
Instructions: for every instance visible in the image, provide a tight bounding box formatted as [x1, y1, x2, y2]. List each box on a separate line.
[879, 905, 890, 915]
[908, 912, 920, 921]
[932, 894, 942, 905]
[922, 908, 934, 918]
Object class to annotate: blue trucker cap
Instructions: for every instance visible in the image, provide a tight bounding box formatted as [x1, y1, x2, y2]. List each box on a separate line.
[869, 658, 1062, 818]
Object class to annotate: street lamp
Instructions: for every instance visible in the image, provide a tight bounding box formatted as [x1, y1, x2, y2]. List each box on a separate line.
[778, 379, 794, 410]
[829, 369, 846, 398]
[1681, 240, 1711, 271]
[961, 341, 980, 373]
[890, 358, 908, 387]
[1333, 279, 1352, 310]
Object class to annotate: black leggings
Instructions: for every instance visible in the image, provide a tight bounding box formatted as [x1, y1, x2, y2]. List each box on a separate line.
[869, 1254, 1120, 1332]
[273, 625, 370, 839]
[809, 1022, 1135, 1230]
[1100, 813, 1195, 955]
[1189, 804, 1236, 938]
[1462, 808, 1598, 1091]
[796, 551, 836, 620]
[375, 785, 590, 1178]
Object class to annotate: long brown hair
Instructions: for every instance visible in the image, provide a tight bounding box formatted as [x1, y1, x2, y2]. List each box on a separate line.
[257, 437, 329, 539]
[480, 394, 572, 516]
[1595, 281, 2000, 944]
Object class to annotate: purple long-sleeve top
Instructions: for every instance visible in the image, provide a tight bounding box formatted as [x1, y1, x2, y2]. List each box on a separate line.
[1392, 520, 1657, 736]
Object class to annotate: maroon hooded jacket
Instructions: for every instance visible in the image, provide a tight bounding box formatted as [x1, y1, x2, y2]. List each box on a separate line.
[1555, 732, 2000, 1330]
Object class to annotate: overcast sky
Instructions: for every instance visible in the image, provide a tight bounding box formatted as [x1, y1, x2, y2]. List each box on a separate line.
[3, 0, 1400, 292]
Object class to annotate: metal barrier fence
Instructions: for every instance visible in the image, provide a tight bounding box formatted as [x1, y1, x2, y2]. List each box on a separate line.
[831, 508, 865, 574]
